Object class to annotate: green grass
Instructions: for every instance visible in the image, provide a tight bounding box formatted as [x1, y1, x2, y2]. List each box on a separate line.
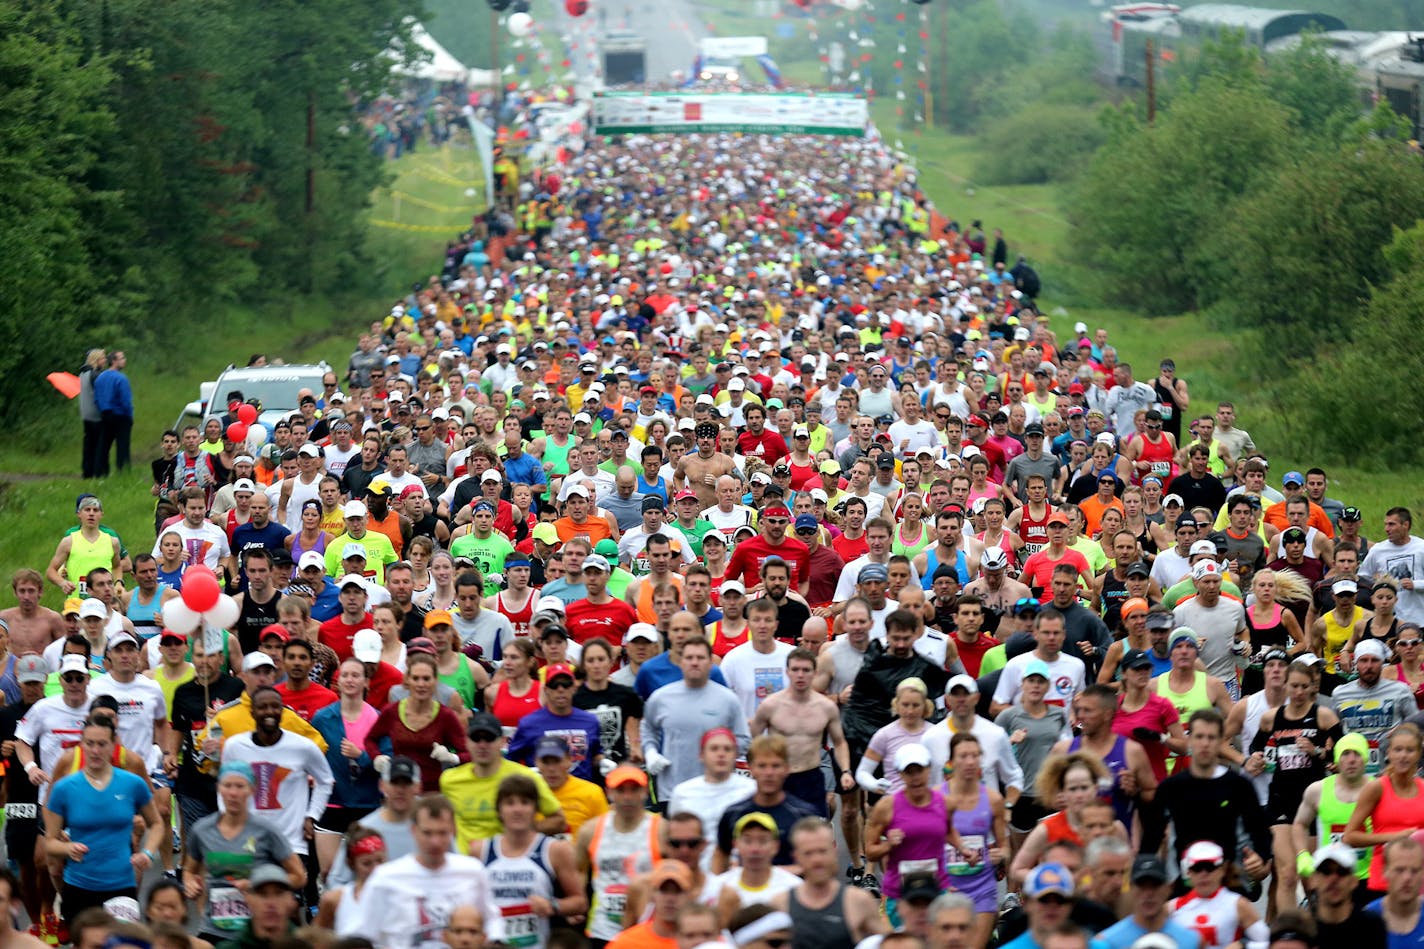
[0, 143, 484, 605]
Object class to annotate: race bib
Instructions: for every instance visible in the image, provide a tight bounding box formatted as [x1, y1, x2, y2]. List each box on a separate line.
[500, 904, 540, 948]
[1150, 461, 1171, 477]
[897, 858, 938, 875]
[602, 884, 628, 924]
[946, 835, 985, 876]
[1157, 403, 1173, 420]
[208, 886, 251, 931]
[3, 803, 37, 820]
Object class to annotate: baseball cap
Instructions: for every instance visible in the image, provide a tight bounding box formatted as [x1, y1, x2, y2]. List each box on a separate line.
[59, 654, 89, 676]
[1126, 560, 1151, 579]
[1183, 840, 1225, 869]
[1145, 610, 1174, 630]
[105, 631, 138, 652]
[1312, 842, 1358, 871]
[818, 459, 841, 474]
[13, 655, 47, 684]
[794, 513, 819, 533]
[720, 579, 746, 596]
[544, 663, 576, 683]
[539, 624, 569, 642]
[241, 652, 276, 671]
[1332, 578, 1358, 596]
[531, 523, 560, 545]
[338, 573, 367, 590]
[387, 756, 421, 783]
[1120, 649, 1154, 672]
[899, 872, 941, 903]
[1164, 494, 1185, 509]
[1131, 854, 1170, 884]
[248, 865, 295, 892]
[535, 595, 567, 615]
[351, 629, 382, 663]
[876, 455, 895, 470]
[467, 711, 503, 740]
[232, 478, 256, 494]
[947, 674, 979, 694]
[606, 765, 648, 788]
[62, 597, 83, 617]
[342, 500, 368, 518]
[1283, 471, 1304, 487]
[733, 812, 779, 837]
[78, 598, 107, 620]
[582, 554, 610, 573]
[342, 542, 368, 561]
[260, 624, 288, 643]
[858, 563, 889, 584]
[648, 862, 693, 891]
[536, 737, 571, 760]
[1046, 511, 1070, 527]
[298, 551, 326, 572]
[481, 468, 502, 483]
[1189, 540, 1218, 557]
[1023, 658, 1052, 681]
[624, 623, 660, 644]
[424, 609, 453, 629]
[893, 744, 932, 772]
[674, 489, 699, 502]
[564, 483, 590, 499]
[297, 444, 321, 458]
[1023, 862, 1075, 899]
[981, 547, 1008, 571]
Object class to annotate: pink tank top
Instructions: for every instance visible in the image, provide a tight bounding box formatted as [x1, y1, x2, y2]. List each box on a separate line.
[883, 788, 950, 897]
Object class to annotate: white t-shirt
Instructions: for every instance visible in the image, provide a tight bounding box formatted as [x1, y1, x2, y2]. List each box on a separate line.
[559, 469, 617, 502]
[219, 731, 334, 855]
[88, 674, 167, 764]
[887, 418, 940, 454]
[1150, 547, 1192, 589]
[835, 555, 922, 602]
[322, 444, 361, 478]
[154, 521, 231, 572]
[16, 695, 91, 802]
[668, 774, 756, 871]
[1362, 536, 1424, 624]
[712, 866, 802, 908]
[618, 526, 696, 574]
[922, 715, 1025, 793]
[991, 652, 1086, 709]
[358, 853, 506, 948]
[719, 641, 795, 721]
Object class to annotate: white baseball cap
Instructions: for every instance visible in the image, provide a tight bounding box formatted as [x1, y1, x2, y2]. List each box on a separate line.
[298, 551, 326, 572]
[352, 629, 382, 663]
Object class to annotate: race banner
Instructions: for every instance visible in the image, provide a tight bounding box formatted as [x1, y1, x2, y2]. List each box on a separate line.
[592, 92, 868, 137]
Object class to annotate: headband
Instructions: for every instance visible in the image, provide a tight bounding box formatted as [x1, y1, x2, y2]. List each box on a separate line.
[701, 727, 736, 749]
[732, 912, 793, 946]
[349, 834, 386, 858]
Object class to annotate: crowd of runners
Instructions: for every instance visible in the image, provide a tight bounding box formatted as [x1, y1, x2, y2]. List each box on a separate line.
[4, 117, 1424, 949]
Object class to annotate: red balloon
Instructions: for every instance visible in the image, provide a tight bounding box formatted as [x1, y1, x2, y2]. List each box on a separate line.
[565, 0, 588, 15]
[236, 403, 258, 425]
[226, 422, 249, 443]
[180, 568, 221, 612]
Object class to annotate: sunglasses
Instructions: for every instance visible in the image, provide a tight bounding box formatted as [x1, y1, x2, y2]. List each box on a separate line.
[415, 425, 432, 432]
[546, 680, 575, 690]
[765, 940, 791, 949]
[763, 518, 789, 526]
[469, 733, 501, 743]
[1314, 863, 1353, 877]
[1187, 863, 1221, 874]
[667, 838, 703, 849]
[796, 528, 817, 536]
[1399, 640, 1422, 647]
[1033, 894, 1071, 906]
[62, 673, 88, 683]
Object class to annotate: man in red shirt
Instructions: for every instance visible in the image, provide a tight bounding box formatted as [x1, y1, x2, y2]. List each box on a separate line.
[318, 574, 374, 661]
[737, 405, 789, 465]
[274, 638, 336, 720]
[564, 554, 639, 645]
[722, 503, 810, 595]
[962, 414, 1007, 481]
[949, 594, 999, 678]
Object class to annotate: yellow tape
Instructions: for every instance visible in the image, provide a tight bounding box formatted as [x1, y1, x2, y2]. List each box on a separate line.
[369, 220, 465, 233]
[388, 190, 477, 213]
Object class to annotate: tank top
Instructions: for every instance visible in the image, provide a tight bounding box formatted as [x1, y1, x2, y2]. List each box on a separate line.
[1135, 434, 1175, 483]
[1071, 734, 1134, 827]
[709, 622, 750, 659]
[223, 508, 249, 542]
[1244, 604, 1290, 652]
[1323, 606, 1364, 674]
[1394, 664, 1424, 710]
[284, 475, 323, 533]
[919, 547, 968, 591]
[883, 788, 950, 898]
[1018, 504, 1051, 557]
[893, 523, 932, 562]
[153, 663, 196, 715]
[635, 573, 682, 624]
[66, 531, 113, 585]
[439, 654, 479, 711]
[496, 590, 537, 641]
[543, 436, 574, 476]
[333, 882, 369, 937]
[824, 637, 866, 695]
[1040, 810, 1083, 846]
[482, 834, 556, 949]
[1368, 776, 1424, 890]
[587, 812, 661, 941]
[1171, 887, 1242, 948]
[235, 589, 282, 655]
[126, 585, 169, 640]
[1100, 571, 1131, 631]
[947, 785, 995, 881]
[787, 883, 854, 949]
[976, 530, 1017, 569]
[492, 678, 542, 729]
[1156, 671, 1212, 720]
[290, 532, 327, 573]
[1360, 615, 1399, 649]
[1241, 691, 1273, 805]
[1260, 703, 1327, 813]
[1317, 775, 1370, 880]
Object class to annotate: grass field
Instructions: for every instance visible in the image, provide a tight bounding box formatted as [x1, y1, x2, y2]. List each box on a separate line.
[0, 143, 484, 604]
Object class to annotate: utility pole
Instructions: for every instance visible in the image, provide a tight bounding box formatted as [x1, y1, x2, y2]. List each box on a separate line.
[1146, 39, 1156, 124]
[491, 8, 502, 111]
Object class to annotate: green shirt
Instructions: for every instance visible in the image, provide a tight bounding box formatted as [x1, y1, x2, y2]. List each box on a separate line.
[669, 518, 716, 558]
[449, 532, 516, 595]
[323, 530, 398, 582]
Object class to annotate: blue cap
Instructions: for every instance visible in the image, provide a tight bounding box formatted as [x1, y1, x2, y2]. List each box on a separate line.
[1283, 470, 1304, 487]
[794, 513, 819, 532]
[1024, 862, 1075, 899]
[1023, 658, 1052, 681]
[218, 760, 256, 786]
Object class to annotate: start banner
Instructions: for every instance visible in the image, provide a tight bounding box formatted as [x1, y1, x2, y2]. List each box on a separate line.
[592, 92, 867, 137]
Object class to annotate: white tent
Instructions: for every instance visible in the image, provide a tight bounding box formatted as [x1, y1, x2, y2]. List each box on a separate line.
[389, 21, 472, 84]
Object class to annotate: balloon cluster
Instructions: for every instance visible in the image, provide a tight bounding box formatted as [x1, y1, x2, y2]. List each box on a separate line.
[226, 402, 258, 446]
[566, 0, 589, 14]
[161, 567, 239, 635]
[509, 11, 534, 36]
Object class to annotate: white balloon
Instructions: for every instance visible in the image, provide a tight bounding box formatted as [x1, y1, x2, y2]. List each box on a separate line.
[245, 423, 268, 449]
[508, 12, 534, 37]
[161, 600, 202, 635]
[204, 594, 240, 631]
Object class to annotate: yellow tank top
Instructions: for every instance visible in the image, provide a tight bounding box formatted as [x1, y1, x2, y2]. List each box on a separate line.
[1155, 670, 1212, 719]
[1324, 606, 1365, 674]
[153, 663, 196, 714]
[67, 531, 113, 586]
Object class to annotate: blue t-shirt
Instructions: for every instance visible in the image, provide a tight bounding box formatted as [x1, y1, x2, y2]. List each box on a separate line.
[1002, 932, 1110, 949]
[1366, 897, 1424, 949]
[506, 707, 604, 781]
[1098, 917, 1199, 949]
[47, 768, 152, 890]
[632, 653, 728, 700]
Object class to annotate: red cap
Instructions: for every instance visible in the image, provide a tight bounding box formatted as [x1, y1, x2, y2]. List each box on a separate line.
[674, 488, 699, 502]
[640, 385, 657, 395]
[1068, 383, 1085, 395]
[260, 623, 290, 643]
[1047, 511, 1071, 526]
[544, 663, 577, 683]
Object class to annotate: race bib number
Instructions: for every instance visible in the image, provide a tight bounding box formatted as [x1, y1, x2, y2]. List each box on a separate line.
[946, 835, 985, 876]
[734, 757, 751, 780]
[208, 886, 251, 931]
[501, 904, 540, 948]
[3, 803, 37, 820]
[1157, 403, 1173, 420]
[897, 858, 938, 876]
[1150, 461, 1171, 477]
[602, 884, 628, 924]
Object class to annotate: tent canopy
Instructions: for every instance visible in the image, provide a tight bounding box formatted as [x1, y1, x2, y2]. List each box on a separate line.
[389, 21, 473, 84]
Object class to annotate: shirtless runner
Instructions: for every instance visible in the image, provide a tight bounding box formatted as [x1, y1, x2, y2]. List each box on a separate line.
[750, 648, 854, 817]
[0, 570, 66, 656]
[674, 423, 739, 509]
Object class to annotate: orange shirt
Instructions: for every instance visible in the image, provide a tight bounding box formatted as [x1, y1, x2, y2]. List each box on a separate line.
[368, 509, 406, 556]
[1078, 495, 1125, 538]
[554, 515, 614, 545]
[607, 921, 678, 949]
[1263, 500, 1335, 539]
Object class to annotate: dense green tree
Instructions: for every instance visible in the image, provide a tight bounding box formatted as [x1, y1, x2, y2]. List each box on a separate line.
[975, 104, 1104, 185]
